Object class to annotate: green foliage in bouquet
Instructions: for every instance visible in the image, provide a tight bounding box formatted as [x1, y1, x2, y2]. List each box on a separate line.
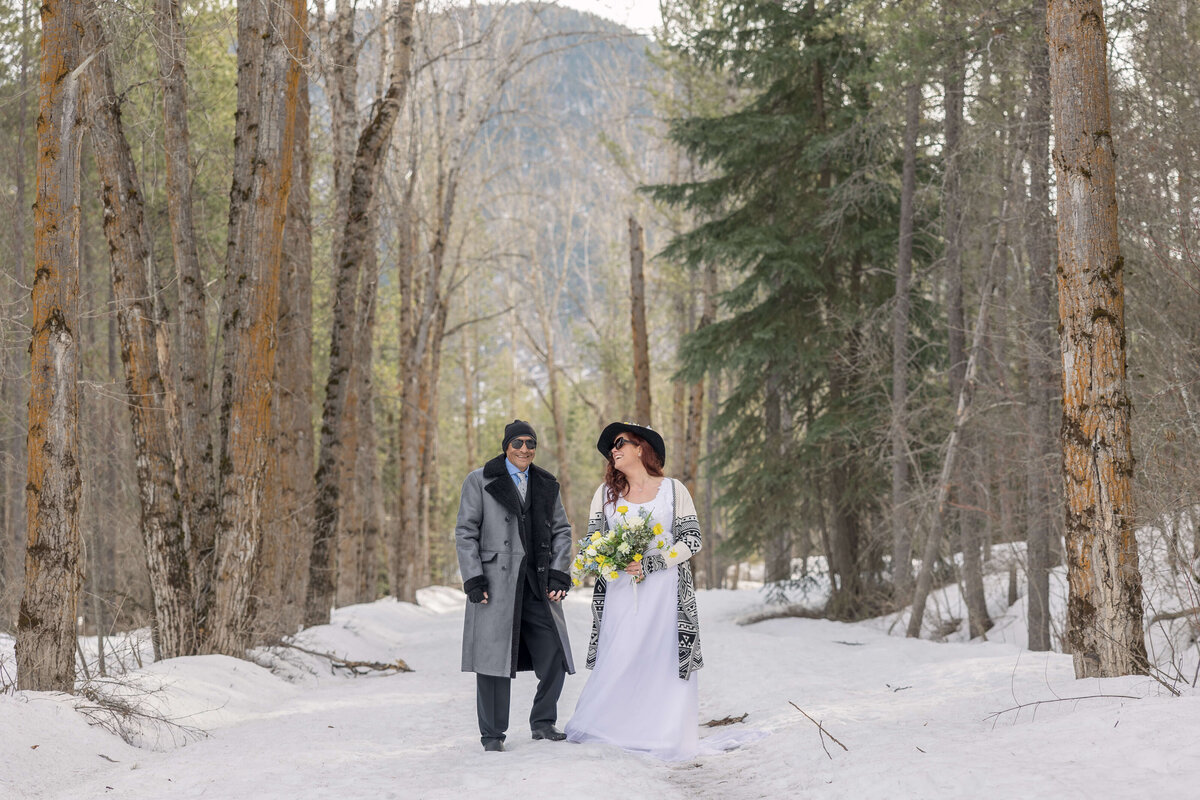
[572, 506, 666, 585]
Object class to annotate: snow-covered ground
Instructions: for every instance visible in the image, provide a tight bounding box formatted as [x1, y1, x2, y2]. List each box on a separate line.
[4, 579, 1199, 799]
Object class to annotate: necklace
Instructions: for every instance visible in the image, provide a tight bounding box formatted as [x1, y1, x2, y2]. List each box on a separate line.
[628, 477, 657, 496]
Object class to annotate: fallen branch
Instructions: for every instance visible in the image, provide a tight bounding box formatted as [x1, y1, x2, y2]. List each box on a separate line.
[789, 701, 848, 759]
[737, 605, 822, 626]
[269, 640, 413, 676]
[703, 712, 748, 727]
[984, 693, 1140, 724]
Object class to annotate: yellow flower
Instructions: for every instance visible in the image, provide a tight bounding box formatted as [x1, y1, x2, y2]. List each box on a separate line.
[668, 549, 678, 558]
[653, 523, 664, 535]
[572, 577, 582, 587]
[608, 571, 619, 580]
[616, 506, 628, 514]
[632, 553, 643, 562]
[657, 541, 665, 549]
[591, 531, 602, 542]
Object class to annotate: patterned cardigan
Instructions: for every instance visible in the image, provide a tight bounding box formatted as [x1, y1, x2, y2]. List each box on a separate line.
[584, 478, 704, 680]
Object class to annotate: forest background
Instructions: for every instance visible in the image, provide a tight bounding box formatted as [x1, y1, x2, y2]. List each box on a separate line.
[1, 0, 1197, 686]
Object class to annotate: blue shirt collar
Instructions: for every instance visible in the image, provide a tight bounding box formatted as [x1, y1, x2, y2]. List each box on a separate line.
[505, 458, 527, 478]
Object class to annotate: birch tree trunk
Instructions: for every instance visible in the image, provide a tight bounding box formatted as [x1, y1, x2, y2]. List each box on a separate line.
[209, 0, 305, 655]
[1025, 0, 1057, 653]
[629, 215, 652, 426]
[891, 82, 919, 601]
[1047, 0, 1148, 677]
[308, 0, 415, 625]
[82, 15, 196, 659]
[18, 0, 86, 692]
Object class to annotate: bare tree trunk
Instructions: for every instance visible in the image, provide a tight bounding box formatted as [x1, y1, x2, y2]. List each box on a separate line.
[209, 0, 305, 656]
[83, 17, 197, 658]
[461, 283, 477, 469]
[629, 215, 652, 426]
[151, 0, 217, 623]
[543, 312, 573, 526]
[18, 0, 85, 691]
[891, 82, 919, 600]
[1025, 0, 1057, 653]
[1, 0, 33, 622]
[308, 0, 415, 625]
[1048, 0, 1147, 677]
[763, 369, 791, 584]
[703, 369, 724, 589]
[907, 259, 999, 638]
[257, 52, 314, 636]
[683, 262, 717, 495]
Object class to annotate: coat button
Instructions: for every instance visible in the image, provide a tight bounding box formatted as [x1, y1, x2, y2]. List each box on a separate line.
[503, 540, 510, 546]
[505, 515, 511, 522]
[537, 566, 545, 573]
[501, 565, 507, 571]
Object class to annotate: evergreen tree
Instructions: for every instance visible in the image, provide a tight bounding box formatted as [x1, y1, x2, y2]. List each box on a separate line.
[651, 0, 902, 616]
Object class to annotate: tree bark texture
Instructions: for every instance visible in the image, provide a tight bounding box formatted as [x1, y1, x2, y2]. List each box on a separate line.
[891, 82, 919, 601]
[1047, 0, 1148, 677]
[152, 0, 218, 614]
[1025, 0, 1057, 653]
[308, 0, 415, 624]
[209, 0, 305, 656]
[256, 28, 314, 637]
[629, 215, 652, 427]
[18, 0, 86, 692]
[82, 14, 197, 659]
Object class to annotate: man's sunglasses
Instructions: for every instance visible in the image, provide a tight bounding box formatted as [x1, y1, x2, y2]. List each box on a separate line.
[611, 437, 636, 451]
[510, 438, 537, 450]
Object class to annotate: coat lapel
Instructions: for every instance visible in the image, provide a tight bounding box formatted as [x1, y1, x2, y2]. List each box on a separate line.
[483, 454, 523, 515]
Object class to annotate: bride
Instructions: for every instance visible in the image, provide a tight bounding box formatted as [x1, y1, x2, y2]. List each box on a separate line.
[565, 422, 704, 760]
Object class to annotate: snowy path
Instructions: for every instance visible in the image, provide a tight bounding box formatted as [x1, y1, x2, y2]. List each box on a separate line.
[5, 587, 1199, 799]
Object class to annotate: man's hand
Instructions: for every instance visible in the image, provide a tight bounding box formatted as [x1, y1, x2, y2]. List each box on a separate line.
[464, 575, 489, 604]
[546, 569, 571, 602]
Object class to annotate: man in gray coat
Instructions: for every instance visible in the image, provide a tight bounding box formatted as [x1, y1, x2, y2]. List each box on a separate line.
[455, 420, 575, 752]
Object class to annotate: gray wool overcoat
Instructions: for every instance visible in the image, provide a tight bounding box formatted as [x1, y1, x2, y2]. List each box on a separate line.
[455, 454, 575, 678]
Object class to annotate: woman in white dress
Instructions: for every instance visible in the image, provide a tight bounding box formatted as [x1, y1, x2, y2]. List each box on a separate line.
[565, 422, 704, 761]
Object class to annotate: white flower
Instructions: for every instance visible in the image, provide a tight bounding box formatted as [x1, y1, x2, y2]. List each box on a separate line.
[586, 546, 597, 557]
[618, 542, 631, 554]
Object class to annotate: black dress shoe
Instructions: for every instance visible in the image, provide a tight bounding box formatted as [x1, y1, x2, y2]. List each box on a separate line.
[482, 740, 505, 752]
[531, 724, 566, 741]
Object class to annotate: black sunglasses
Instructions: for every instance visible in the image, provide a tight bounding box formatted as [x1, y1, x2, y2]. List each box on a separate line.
[510, 437, 537, 450]
[611, 437, 636, 451]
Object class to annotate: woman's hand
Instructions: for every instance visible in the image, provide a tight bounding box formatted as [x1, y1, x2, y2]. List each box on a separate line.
[624, 560, 644, 580]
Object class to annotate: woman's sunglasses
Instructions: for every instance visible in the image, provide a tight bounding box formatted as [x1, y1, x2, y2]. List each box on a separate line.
[510, 438, 537, 450]
[611, 437, 636, 451]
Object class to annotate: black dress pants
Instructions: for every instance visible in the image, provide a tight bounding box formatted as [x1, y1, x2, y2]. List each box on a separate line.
[476, 579, 566, 744]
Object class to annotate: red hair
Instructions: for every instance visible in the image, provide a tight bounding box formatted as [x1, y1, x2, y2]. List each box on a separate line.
[603, 432, 664, 508]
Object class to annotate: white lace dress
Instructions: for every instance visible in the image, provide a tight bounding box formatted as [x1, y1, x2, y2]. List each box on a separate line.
[565, 479, 699, 760]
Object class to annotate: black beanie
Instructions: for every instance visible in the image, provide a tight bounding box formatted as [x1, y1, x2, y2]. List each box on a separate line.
[502, 419, 537, 452]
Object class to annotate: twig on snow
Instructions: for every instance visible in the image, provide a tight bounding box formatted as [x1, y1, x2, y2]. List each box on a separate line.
[268, 640, 413, 676]
[702, 712, 748, 727]
[984, 693, 1140, 725]
[789, 701, 848, 759]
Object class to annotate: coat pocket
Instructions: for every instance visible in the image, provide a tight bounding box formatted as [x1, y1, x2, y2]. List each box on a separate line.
[480, 550, 500, 563]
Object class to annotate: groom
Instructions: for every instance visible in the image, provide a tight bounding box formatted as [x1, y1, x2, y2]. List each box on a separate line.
[455, 420, 575, 752]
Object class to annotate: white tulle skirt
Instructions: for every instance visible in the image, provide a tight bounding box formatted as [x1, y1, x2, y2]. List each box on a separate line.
[565, 564, 699, 761]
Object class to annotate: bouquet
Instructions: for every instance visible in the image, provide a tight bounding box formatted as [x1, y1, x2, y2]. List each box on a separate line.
[572, 505, 665, 586]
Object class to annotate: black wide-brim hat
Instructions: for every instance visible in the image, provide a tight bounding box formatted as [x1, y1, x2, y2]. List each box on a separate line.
[596, 422, 666, 467]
